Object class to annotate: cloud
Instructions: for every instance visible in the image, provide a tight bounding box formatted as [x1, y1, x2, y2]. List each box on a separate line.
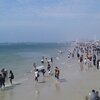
[0, 0, 100, 29]
[0, 0, 100, 18]
[37, 4, 100, 19]
[0, 0, 100, 42]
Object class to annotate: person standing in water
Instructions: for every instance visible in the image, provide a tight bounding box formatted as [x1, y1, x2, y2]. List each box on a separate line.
[0, 73, 2, 88]
[51, 57, 53, 63]
[35, 69, 39, 82]
[47, 62, 51, 75]
[41, 56, 44, 64]
[1, 68, 7, 87]
[33, 62, 36, 71]
[9, 70, 14, 85]
[40, 69, 46, 76]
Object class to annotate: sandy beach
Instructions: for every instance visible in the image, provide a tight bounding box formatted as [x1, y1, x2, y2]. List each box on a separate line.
[0, 46, 100, 100]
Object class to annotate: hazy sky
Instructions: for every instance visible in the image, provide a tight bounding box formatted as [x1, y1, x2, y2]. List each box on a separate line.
[0, 0, 100, 42]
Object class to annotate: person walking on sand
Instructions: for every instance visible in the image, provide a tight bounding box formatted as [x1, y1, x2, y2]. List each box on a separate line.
[84, 58, 87, 65]
[84, 58, 88, 71]
[80, 55, 83, 71]
[9, 70, 14, 85]
[51, 57, 53, 63]
[55, 67, 60, 80]
[93, 54, 96, 66]
[77, 52, 80, 59]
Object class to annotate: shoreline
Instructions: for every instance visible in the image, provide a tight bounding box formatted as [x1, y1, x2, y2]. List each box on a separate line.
[0, 44, 100, 100]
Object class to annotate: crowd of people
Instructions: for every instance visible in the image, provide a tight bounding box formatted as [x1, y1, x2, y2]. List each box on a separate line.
[33, 56, 60, 82]
[69, 43, 99, 71]
[67, 42, 100, 100]
[0, 68, 14, 88]
[86, 89, 100, 100]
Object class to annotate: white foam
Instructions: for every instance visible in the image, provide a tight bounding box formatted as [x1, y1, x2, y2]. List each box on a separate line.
[0, 78, 28, 90]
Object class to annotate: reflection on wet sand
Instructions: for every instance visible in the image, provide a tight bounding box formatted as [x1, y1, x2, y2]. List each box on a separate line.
[55, 81, 61, 100]
[34, 83, 40, 100]
[55, 81, 61, 95]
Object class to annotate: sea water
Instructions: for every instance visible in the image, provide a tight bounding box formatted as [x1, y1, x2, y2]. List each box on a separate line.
[0, 42, 78, 100]
[0, 43, 69, 80]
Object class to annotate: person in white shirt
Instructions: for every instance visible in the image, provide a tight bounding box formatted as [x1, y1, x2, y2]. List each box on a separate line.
[35, 69, 39, 82]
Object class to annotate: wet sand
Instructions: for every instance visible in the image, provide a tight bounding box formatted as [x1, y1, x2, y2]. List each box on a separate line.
[0, 47, 100, 100]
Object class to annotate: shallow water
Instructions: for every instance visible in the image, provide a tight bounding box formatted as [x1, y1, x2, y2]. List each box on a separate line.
[0, 43, 68, 79]
[0, 43, 70, 100]
[0, 48, 81, 100]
